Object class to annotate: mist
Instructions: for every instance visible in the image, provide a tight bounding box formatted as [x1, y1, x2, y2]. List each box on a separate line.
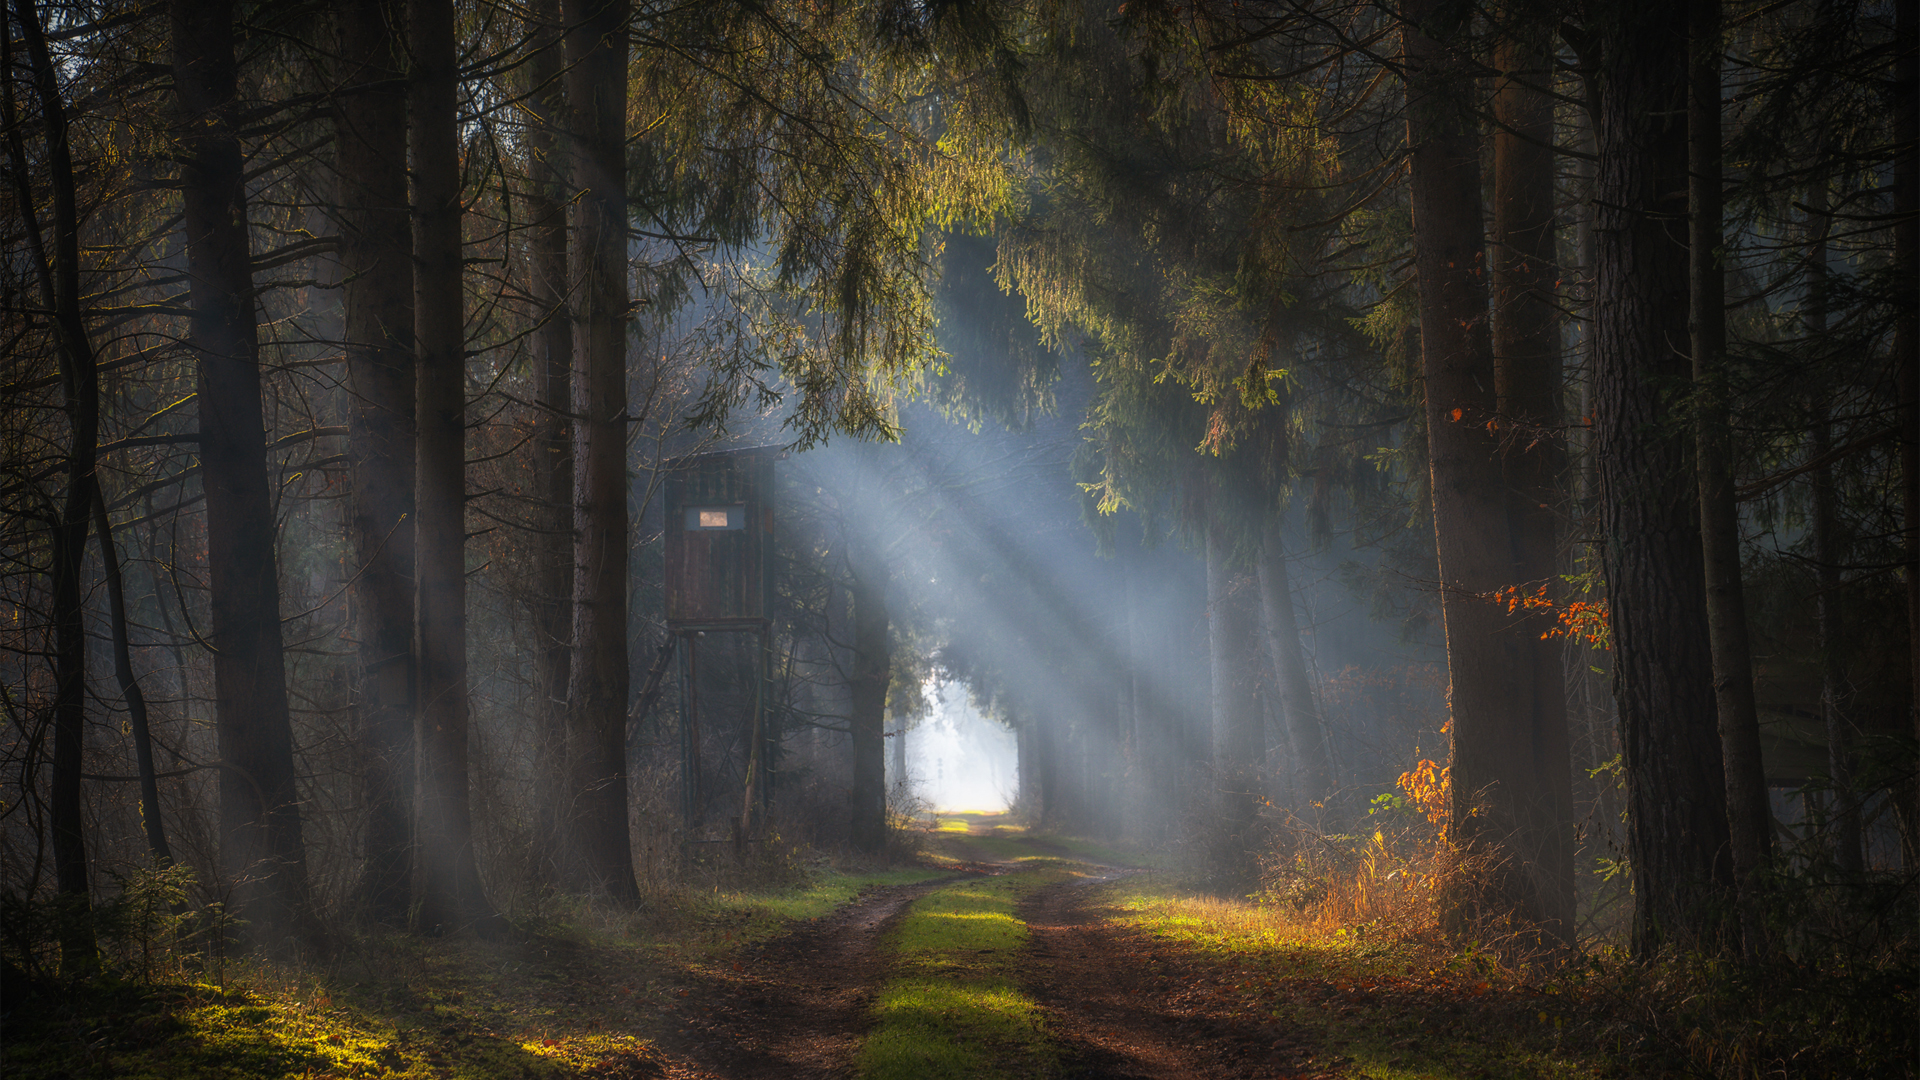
[898, 681, 1020, 812]
[6, 13, 1908, 1077]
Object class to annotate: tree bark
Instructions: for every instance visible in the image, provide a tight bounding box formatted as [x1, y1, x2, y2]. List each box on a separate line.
[1588, 0, 1734, 955]
[1406, 0, 1570, 947]
[172, 0, 314, 951]
[524, 0, 574, 886]
[1256, 521, 1330, 815]
[409, 0, 499, 935]
[562, 0, 637, 900]
[10, 0, 99, 968]
[336, 0, 416, 923]
[848, 545, 890, 852]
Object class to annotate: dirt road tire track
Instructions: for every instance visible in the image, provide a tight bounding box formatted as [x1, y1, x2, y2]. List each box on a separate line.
[1018, 872, 1337, 1080]
[649, 856, 1334, 1080]
[653, 873, 971, 1079]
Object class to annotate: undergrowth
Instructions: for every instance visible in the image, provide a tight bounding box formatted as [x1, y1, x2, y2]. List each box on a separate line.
[1107, 813, 1918, 1080]
[10, 817, 1908, 1080]
[2, 862, 941, 1080]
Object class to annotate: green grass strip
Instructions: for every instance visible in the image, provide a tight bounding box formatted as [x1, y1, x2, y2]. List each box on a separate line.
[704, 867, 949, 945]
[858, 859, 1076, 1080]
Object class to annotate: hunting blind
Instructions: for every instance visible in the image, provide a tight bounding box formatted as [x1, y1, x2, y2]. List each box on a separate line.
[662, 447, 781, 835]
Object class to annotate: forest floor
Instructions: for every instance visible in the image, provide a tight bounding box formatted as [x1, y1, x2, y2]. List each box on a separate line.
[9, 815, 1901, 1079]
[651, 816, 1609, 1080]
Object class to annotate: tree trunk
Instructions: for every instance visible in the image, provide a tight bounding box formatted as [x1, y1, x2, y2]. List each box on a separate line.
[409, 0, 499, 935]
[889, 711, 906, 791]
[1811, 405, 1861, 874]
[172, 0, 314, 951]
[1256, 521, 1330, 816]
[93, 495, 169, 865]
[1121, 547, 1152, 836]
[1688, 0, 1772, 951]
[46, 331, 93, 973]
[1804, 207, 1863, 876]
[848, 545, 890, 852]
[738, 632, 769, 845]
[1560, 85, 1626, 866]
[1491, 9, 1576, 946]
[1122, 548, 1141, 757]
[524, 0, 573, 886]
[336, 0, 416, 923]
[1017, 718, 1039, 821]
[11, 0, 99, 968]
[1588, 0, 1734, 955]
[1206, 518, 1260, 879]
[562, 0, 637, 900]
[1406, 0, 1570, 947]
[1892, 0, 1918, 867]
[1035, 712, 1060, 824]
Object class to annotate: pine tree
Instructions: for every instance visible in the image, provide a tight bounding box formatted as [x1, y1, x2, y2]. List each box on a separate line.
[562, 0, 639, 901]
[335, 0, 417, 924]
[172, 0, 316, 951]
[1585, 0, 1734, 955]
[409, 0, 499, 935]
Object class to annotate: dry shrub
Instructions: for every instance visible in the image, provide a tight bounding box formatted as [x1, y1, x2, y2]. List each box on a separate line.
[673, 831, 809, 895]
[1254, 758, 1547, 957]
[882, 777, 935, 862]
[1251, 756, 1568, 960]
[1257, 813, 1448, 941]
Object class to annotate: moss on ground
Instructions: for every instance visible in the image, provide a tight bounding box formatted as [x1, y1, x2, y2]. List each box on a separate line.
[3, 865, 940, 1080]
[1, 975, 619, 1080]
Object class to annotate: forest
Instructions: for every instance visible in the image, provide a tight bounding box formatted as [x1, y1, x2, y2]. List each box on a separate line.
[1, 0, 1914, 1077]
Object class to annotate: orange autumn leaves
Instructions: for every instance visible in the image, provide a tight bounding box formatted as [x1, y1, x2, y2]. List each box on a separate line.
[1397, 758, 1450, 832]
[1487, 583, 1611, 648]
[1390, 584, 1607, 837]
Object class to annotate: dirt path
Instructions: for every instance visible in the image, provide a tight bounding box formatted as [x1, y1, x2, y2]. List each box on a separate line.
[650, 841, 1336, 1079]
[1016, 872, 1338, 1080]
[652, 874, 967, 1079]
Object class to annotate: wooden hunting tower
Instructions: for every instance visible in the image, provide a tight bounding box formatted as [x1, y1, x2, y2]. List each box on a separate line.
[662, 446, 780, 833]
[664, 446, 777, 631]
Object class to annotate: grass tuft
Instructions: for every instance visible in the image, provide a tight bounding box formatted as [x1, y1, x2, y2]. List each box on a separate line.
[858, 852, 1079, 1079]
